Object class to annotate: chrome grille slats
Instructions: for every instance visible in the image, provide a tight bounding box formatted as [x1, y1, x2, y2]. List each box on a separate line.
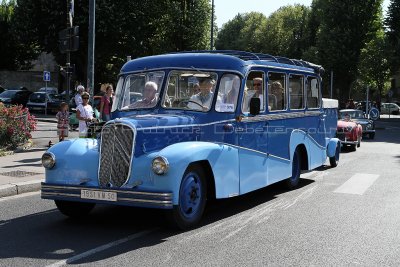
[110, 125, 134, 187]
[98, 123, 134, 188]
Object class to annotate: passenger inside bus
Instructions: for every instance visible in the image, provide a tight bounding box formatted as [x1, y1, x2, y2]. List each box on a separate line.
[269, 81, 285, 110]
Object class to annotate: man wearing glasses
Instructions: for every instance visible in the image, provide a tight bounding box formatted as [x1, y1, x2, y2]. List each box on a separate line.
[76, 92, 95, 137]
[243, 77, 264, 112]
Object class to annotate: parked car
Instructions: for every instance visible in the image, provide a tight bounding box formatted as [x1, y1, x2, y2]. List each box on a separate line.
[0, 89, 33, 107]
[27, 92, 64, 114]
[337, 115, 363, 151]
[38, 87, 58, 95]
[339, 109, 375, 139]
[380, 103, 400, 115]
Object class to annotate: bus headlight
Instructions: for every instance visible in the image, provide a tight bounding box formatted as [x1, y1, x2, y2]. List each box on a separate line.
[152, 156, 169, 175]
[42, 152, 56, 169]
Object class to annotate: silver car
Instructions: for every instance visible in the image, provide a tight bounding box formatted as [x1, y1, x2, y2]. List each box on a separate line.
[380, 103, 400, 115]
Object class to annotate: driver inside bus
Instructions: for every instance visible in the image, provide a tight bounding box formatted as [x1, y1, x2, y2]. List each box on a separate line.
[188, 78, 214, 111]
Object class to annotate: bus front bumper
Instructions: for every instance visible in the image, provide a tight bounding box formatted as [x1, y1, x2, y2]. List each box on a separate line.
[41, 183, 173, 209]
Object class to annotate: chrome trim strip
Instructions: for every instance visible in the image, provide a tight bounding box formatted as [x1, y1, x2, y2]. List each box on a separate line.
[215, 142, 291, 162]
[138, 119, 236, 131]
[291, 129, 326, 150]
[241, 111, 322, 122]
[117, 198, 172, 205]
[42, 193, 172, 206]
[42, 192, 80, 198]
[41, 185, 172, 198]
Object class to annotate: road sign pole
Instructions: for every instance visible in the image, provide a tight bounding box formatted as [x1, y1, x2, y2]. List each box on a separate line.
[366, 86, 369, 118]
[45, 81, 48, 116]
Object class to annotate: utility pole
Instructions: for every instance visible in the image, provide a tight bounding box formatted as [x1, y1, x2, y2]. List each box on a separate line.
[87, 0, 95, 103]
[210, 0, 214, 50]
[66, 0, 72, 103]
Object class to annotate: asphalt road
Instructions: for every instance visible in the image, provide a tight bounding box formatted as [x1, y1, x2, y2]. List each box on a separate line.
[1, 120, 400, 267]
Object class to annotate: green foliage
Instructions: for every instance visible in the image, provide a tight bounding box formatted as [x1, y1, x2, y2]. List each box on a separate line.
[316, 0, 383, 100]
[358, 30, 391, 97]
[385, 0, 400, 73]
[0, 0, 20, 70]
[8, 0, 212, 89]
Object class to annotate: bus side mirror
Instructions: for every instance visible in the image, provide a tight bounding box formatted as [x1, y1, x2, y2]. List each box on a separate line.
[250, 97, 260, 116]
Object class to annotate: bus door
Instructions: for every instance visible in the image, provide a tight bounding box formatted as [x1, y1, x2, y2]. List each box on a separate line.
[266, 72, 292, 184]
[237, 70, 269, 194]
[305, 76, 326, 168]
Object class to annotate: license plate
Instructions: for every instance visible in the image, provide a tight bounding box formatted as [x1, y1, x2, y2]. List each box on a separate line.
[81, 189, 117, 202]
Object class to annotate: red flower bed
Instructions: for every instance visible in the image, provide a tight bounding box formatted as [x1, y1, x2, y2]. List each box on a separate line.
[0, 103, 37, 149]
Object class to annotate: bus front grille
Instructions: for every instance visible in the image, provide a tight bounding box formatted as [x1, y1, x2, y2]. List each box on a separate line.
[98, 123, 135, 187]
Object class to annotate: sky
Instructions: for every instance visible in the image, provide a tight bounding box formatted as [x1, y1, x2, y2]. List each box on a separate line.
[215, 0, 391, 28]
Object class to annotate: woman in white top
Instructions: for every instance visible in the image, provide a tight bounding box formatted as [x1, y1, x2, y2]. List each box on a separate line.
[76, 92, 95, 137]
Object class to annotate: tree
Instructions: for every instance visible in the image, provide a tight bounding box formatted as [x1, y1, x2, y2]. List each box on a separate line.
[260, 4, 311, 58]
[10, 0, 212, 90]
[316, 0, 383, 101]
[215, 12, 267, 51]
[0, 0, 26, 70]
[385, 0, 400, 74]
[358, 30, 391, 100]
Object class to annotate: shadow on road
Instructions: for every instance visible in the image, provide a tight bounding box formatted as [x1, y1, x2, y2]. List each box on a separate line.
[0, 178, 314, 264]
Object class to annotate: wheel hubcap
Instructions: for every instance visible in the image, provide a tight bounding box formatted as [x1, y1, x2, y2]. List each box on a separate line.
[180, 172, 202, 219]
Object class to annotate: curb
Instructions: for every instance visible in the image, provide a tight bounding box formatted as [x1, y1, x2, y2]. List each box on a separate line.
[0, 180, 43, 198]
[36, 118, 57, 123]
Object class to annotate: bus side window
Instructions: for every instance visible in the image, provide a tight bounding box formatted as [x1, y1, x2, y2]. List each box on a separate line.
[289, 74, 304, 110]
[307, 77, 320, 109]
[268, 72, 286, 111]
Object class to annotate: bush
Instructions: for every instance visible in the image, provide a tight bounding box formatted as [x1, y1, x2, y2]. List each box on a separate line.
[0, 103, 37, 149]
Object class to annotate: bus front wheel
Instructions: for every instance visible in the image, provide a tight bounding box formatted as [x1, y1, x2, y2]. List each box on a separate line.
[166, 164, 207, 230]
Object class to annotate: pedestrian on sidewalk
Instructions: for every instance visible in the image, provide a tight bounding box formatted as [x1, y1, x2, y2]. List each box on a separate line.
[76, 92, 96, 137]
[56, 102, 69, 142]
[74, 85, 85, 107]
[99, 84, 114, 122]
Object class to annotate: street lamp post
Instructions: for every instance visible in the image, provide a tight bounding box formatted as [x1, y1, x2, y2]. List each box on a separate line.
[87, 0, 95, 103]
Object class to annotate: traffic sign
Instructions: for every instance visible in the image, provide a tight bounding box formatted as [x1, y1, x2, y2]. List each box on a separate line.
[43, 71, 51, 82]
[369, 107, 380, 121]
[388, 90, 393, 98]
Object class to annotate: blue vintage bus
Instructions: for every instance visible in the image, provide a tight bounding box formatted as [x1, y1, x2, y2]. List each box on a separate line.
[41, 51, 340, 229]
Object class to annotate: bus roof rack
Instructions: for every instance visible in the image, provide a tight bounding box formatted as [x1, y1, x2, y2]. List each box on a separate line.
[171, 50, 325, 74]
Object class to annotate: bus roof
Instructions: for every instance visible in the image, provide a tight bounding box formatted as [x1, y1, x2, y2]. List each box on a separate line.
[120, 50, 323, 76]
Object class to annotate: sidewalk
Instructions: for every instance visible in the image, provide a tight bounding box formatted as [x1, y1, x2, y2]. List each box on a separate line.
[0, 148, 46, 198]
[32, 113, 58, 123]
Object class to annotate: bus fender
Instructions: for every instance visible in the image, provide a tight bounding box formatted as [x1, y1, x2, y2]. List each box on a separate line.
[327, 138, 340, 158]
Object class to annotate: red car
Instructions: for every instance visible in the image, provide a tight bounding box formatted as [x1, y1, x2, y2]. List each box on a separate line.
[336, 116, 362, 151]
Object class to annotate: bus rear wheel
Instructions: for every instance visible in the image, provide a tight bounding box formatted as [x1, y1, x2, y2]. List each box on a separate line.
[286, 149, 301, 189]
[329, 142, 340, 168]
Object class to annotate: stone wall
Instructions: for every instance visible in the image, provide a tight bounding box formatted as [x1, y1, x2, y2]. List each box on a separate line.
[0, 70, 59, 92]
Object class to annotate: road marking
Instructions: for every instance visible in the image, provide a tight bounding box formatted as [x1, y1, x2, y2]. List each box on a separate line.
[0, 191, 40, 202]
[46, 228, 158, 267]
[334, 173, 379, 195]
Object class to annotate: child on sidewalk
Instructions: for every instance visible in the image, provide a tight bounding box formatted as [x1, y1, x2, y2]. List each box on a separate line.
[56, 102, 69, 142]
